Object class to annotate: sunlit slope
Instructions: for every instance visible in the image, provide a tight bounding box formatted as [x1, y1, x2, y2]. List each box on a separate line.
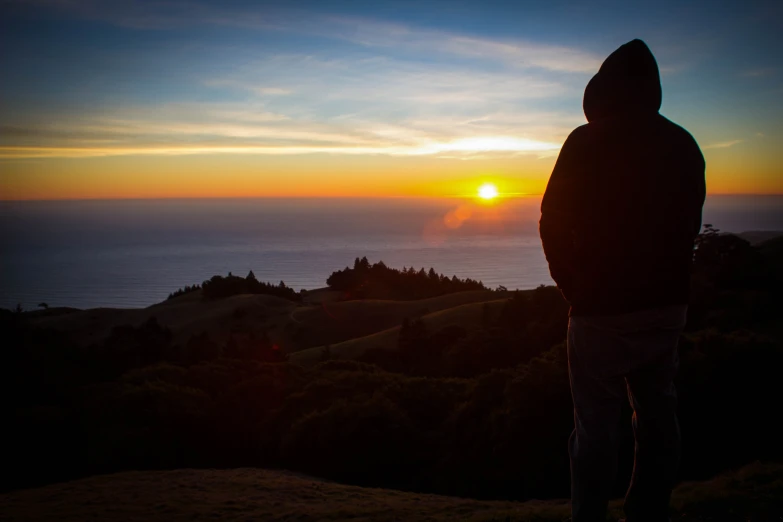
[28, 293, 295, 347]
[286, 290, 510, 351]
[26, 290, 509, 352]
[2, 463, 780, 521]
[290, 298, 510, 366]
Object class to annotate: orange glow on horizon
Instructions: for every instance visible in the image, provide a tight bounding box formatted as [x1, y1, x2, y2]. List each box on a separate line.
[0, 147, 780, 200]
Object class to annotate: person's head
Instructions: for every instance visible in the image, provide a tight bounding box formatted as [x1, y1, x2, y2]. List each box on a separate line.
[583, 39, 662, 122]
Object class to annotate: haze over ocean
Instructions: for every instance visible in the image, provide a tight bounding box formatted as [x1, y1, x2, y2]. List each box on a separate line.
[1, 195, 780, 310]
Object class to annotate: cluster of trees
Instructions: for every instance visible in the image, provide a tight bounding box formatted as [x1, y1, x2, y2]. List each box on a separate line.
[167, 284, 201, 300]
[171, 259, 496, 304]
[327, 257, 488, 300]
[169, 271, 301, 302]
[202, 271, 300, 301]
[3, 227, 782, 501]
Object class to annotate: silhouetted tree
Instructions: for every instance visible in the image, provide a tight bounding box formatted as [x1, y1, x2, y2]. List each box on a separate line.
[327, 258, 486, 300]
[168, 283, 201, 300]
[198, 273, 300, 301]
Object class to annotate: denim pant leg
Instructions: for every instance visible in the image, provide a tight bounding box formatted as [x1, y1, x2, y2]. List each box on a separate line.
[624, 343, 681, 521]
[568, 318, 628, 522]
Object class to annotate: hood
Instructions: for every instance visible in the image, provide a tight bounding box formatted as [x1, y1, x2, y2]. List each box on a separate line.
[583, 39, 662, 122]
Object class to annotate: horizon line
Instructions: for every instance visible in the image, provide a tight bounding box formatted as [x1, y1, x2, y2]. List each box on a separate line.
[2, 192, 783, 202]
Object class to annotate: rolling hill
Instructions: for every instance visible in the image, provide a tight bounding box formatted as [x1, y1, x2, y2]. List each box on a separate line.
[26, 289, 510, 355]
[290, 297, 511, 366]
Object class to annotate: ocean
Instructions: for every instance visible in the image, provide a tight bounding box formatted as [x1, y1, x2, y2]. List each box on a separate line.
[1, 195, 781, 310]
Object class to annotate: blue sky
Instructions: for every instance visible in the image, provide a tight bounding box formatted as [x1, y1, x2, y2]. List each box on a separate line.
[1, 0, 781, 197]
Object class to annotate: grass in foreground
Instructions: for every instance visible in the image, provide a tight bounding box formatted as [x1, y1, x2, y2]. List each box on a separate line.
[1, 462, 780, 521]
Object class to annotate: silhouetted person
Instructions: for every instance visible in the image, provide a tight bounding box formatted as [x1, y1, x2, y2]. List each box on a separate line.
[540, 40, 705, 522]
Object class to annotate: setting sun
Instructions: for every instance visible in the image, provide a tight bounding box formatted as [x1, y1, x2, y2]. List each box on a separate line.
[478, 183, 499, 200]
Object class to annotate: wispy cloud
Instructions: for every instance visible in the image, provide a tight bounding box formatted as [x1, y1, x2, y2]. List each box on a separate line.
[203, 79, 292, 97]
[704, 139, 743, 149]
[0, 113, 564, 159]
[318, 17, 602, 74]
[13, 1, 602, 74]
[1, 45, 581, 159]
[0, 95, 569, 160]
[211, 54, 576, 107]
[0, 137, 561, 159]
[741, 68, 776, 78]
[1, 2, 593, 160]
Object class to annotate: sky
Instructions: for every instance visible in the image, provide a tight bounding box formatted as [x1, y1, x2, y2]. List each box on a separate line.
[1, 0, 781, 199]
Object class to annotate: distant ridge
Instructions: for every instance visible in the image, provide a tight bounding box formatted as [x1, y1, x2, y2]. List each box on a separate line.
[734, 230, 783, 245]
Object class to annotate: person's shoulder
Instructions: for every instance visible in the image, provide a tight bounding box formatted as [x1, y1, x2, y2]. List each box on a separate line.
[569, 122, 591, 138]
[656, 114, 702, 150]
[562, 123, 592, 148]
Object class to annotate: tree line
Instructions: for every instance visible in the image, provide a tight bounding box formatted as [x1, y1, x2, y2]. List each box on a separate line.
[167, 259, 496, 304]
[168, 271, 300, 302]
[327, 256, 490, 300]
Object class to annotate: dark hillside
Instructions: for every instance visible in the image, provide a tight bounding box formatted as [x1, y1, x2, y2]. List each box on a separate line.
[2, 229, 781, 507]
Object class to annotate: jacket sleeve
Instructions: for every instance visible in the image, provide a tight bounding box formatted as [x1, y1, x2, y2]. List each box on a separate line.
[539, 130, 585, 302]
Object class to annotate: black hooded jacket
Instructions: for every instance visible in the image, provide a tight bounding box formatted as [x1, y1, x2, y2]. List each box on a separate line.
[539, 39, 706, 316]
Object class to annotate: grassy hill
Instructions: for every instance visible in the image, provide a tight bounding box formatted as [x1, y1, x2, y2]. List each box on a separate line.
[1, 462, 780, 521]
[28, 293, 295, 348]
[290, 296, 511, 366]
[285, 289, 509, 350]
[26, 289, 509, 354]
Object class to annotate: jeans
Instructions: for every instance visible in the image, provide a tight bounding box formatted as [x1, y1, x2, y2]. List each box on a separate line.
[568, 305, 687, 522]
